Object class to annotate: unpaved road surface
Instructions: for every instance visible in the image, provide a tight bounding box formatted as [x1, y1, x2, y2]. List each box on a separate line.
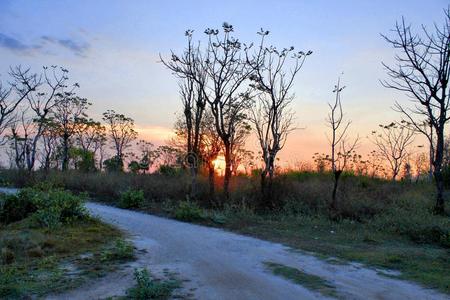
[0, 188, 446, 300]
[51, 202, 448, 300]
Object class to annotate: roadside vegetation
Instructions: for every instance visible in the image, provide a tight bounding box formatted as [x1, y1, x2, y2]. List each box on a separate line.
[0, 186, 134, 298]
[1, 169, 449, 294]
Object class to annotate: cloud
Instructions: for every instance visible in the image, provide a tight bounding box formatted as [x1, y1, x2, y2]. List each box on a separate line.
[0, 32, 90, 57]
[0, 33, 41, 52]
[41, 35, 90, 57]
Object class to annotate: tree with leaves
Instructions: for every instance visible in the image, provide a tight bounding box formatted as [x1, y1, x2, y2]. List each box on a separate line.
[102, 110, 138, 170]
[51, 95, 90, 171]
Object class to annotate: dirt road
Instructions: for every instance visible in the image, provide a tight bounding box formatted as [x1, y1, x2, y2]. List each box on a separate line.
[49, 202, 448, 300]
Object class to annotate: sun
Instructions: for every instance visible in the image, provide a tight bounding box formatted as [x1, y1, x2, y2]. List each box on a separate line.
[212, 155, 226, 175]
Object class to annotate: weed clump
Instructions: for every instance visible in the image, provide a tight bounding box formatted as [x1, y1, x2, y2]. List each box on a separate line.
[126, 268, 179, 300]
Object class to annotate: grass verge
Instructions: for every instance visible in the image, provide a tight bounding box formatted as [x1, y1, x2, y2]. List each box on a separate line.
[0, 206, 133, 298]
[264, 261, 337, 298]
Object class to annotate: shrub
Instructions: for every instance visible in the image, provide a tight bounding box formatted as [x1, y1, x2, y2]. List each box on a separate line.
[126, 268, 178, 300]
[30, 188, 87, 228]
[119, 189, 145, 209]
[174, 201, 204, 222]
[0, 193, 36, 224]
[1, 187, 88, 228]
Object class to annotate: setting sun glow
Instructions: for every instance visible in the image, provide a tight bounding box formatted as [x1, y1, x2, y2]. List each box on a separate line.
[212, 156, 226, 175]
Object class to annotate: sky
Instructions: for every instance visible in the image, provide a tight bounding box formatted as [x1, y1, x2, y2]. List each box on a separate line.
[0, 0, 447, 166]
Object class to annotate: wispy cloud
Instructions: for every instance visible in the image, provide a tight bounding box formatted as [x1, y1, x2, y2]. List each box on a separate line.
[41, 36, 90, 57]
[0, 32, 90, 57]
[0, 33, 41, 52]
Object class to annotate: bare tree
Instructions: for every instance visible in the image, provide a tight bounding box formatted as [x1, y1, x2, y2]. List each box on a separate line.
[326, 78, 359, 211]
[0, 67, 40, 144]
[163, 23, 255, 199]
[19, 66, 75, 171]
[8, 109, 34, 169]
[102, 110, 138, 170]
[161, 30, 208, 198]
[249, 29, 311, 201]
[370, 122, 415, 181]
[381, 8, 450, 213]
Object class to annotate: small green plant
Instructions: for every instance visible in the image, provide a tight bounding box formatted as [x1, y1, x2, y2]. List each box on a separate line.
[100, 239, 134, 261]
[174, 200, 204, 222]
[118, 189, 145, 209]
[126, 268, 178, 300]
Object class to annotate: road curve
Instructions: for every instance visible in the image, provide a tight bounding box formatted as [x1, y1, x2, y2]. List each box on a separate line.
[64, 202, 446, 300]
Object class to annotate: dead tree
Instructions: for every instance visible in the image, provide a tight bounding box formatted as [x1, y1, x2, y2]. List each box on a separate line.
[370, 122, 415, 181]
[249, 29, 311, 202]
[326, 78, 358, 211]
[381, 8, 449, 213]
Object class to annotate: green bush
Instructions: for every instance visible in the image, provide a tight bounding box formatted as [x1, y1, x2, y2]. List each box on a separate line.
[0, 187, 88, 228]
[119, 189, 145, 209]
[29, 188, 87, 228]
[174, 201, 204, 222]
[0, 193, 36, 224]
[126, 268, 178, 300]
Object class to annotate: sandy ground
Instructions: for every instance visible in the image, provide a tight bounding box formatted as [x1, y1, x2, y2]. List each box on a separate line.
[0, 188, 447, 300]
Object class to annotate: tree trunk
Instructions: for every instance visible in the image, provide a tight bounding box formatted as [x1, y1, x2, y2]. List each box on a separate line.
[330, 170, 342, 211]
[208, 162, 216, 207]
[62, 133, 69, 171]
[433, 126, 445, 214]
[223, 143, 232, 200]
[189, 164, 198, 199]
[434, 169, 445, 214]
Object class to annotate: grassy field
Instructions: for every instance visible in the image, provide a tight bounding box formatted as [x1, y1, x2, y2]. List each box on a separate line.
[0, 188, 134, 299]
[1, 169, 449, 294]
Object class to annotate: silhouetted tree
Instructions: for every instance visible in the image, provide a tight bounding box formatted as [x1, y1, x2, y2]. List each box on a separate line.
[382, 8, 450, 213]
[163, 23, 255, 199]
[161, 30, 208, 198]
[0, 66, 39, 144]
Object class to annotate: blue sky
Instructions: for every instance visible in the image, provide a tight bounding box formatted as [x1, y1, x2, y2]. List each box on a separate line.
[0, 0, 447, 163]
